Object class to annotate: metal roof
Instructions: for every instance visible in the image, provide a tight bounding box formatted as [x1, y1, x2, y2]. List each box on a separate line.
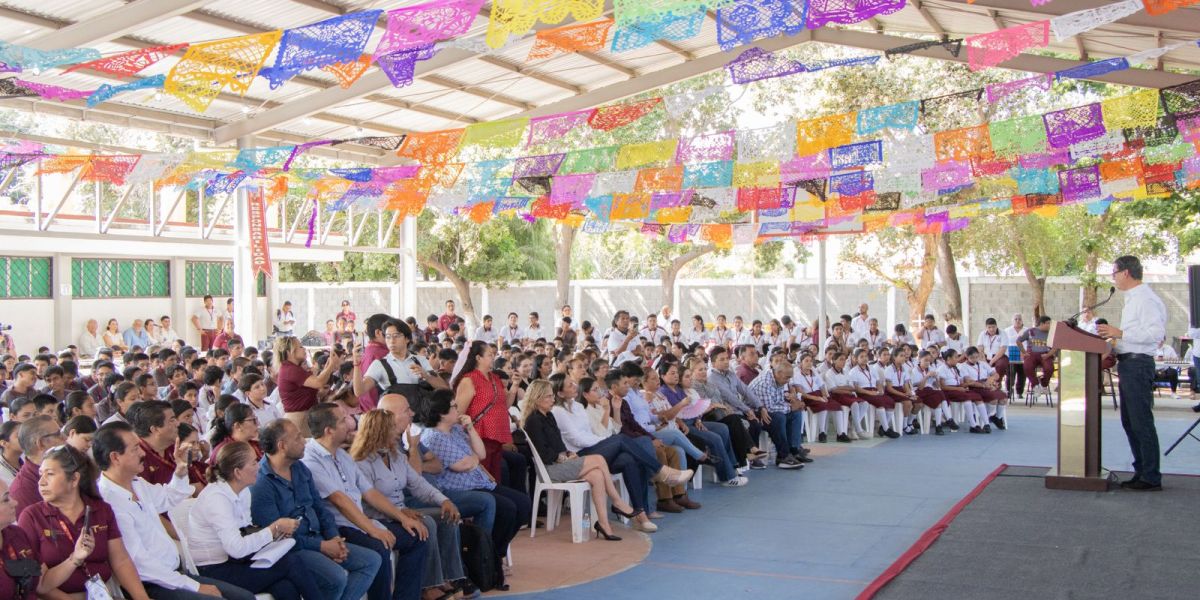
[1, 0, 1198, 164]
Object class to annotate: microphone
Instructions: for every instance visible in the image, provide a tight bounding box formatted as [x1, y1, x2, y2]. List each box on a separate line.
[1067, 287, 1116, 327]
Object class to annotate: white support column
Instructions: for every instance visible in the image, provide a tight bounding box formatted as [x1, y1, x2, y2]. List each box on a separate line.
[399, 216, 417, 317]
[52, 253, 72, 350]
[169, 258, 189, 346]
[817, 238, 827, 355]
[232, 136, 258, 347]
[777, 281, 786, 318]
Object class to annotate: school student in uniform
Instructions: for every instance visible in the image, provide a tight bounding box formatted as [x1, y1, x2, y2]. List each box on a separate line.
[938, 349, 990, 434]
[792, 353, 847, 443]
[822, 353, 865, 441]
[959, 347, 1009, 430]
[847, 349, 898, 438]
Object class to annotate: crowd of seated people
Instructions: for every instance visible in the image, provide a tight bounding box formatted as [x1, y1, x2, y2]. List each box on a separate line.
[0, 298, 1196, 599]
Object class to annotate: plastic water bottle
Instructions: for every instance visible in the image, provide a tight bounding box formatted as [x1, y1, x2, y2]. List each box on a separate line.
[581, 510, 591, 540]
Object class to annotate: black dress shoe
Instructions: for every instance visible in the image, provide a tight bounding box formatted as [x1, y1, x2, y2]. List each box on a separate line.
[1122, 480, 1162, 491]
[818, 432, 828, 443]
[982, 424, 992, 434]
[1192, 402, 1200, 413]
[885, 429, 900, 439]
[836, 433, 851, 443]
[1118, 477, 1141, 489]
[934, 425, 945, 436]
[995, 418, 1007, 430]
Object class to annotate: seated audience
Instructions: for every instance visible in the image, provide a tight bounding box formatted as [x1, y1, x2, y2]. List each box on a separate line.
[17, 445, 151, 599]
[62, 416, 98, 454]
[210, 403, 264, 461]
[0, 421, 22, 485]
[10, 416, 64, 515]
[188, 441, 323, 600]
[303, 403, 428, 600]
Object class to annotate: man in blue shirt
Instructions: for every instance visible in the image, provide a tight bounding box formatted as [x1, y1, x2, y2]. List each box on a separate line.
[302, 403, 428, 600]
[123, 319, 152, 349]
[251, 418, 380, 600]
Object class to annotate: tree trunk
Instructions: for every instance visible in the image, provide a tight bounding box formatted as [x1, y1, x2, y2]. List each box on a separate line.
[1005, 216, 1046, 318]
[1081, 211, 1111, 308]
[555, 223, 576, 318]
[905, 234, 939, 325]
[936, 233, 963, 325]
[418, 257, 478, 330]
[661, 244, 716, 312]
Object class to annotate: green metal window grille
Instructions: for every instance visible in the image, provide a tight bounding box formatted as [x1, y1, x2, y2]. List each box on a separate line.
[185, 261, 266, 297]
[0, 256, 52, 298]
[71, 259, 169, 298]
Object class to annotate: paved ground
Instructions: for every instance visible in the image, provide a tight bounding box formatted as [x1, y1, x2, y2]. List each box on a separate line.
[501, 405, 1200, 599]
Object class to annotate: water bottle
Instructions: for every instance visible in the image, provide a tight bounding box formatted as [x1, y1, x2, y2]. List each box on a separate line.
[581, 510, 591, 540]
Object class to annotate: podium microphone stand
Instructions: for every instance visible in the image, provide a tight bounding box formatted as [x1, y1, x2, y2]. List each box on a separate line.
[1045, 321, 1115, 491]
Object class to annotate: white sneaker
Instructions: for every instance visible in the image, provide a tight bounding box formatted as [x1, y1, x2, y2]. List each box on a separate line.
[848, 429, 859, 441]
[723, 476, 749, 487]
[737, 466, 750, 475]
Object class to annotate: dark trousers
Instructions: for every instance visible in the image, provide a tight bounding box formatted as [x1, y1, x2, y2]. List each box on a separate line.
[1118, 354, 1162, 486]
[197, 551, 324, 600]
[1009, 363, 1026, 395]
[485, 484, 530, 557]
[711, 415, 753, 467]
[578, 434, 657, 511]
[379, 521, 431, 600]
[144, 574, 253, 600]
[500, 449, 529, 495]
[340, 523, 428, 600]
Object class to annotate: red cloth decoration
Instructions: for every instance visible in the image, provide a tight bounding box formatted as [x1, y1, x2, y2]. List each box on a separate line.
[65, 44, 188, 76]
[588, 98, 662, 131]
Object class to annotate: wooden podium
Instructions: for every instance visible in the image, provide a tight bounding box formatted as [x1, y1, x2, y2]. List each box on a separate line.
[1045, 321, 1113, 491]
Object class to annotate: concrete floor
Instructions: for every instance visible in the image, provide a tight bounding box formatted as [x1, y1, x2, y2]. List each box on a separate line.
[501, 405, 1200, 599]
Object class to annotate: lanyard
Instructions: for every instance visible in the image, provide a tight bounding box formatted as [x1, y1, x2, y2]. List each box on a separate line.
[801, 372, 816, 391]
[858, 366, 874, 386]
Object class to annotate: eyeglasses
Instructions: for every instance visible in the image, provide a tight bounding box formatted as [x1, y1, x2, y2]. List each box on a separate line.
[1111, 268, 1125, 276]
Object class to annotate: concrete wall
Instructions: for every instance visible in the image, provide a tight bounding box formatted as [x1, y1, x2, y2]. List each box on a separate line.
[6, 271, 1194, 357]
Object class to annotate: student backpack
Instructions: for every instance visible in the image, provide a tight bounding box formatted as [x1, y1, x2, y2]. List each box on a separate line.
[459, 521, 507, 592]
[376, 358, 435, 421]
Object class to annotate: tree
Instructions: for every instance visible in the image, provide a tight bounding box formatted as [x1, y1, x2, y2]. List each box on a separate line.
[840, 228, 938, 325]
[554, 222, 576, 316]
[937, 233, 963, 324]
[414, 210, 554, 328]
[660, 242, 718, 310]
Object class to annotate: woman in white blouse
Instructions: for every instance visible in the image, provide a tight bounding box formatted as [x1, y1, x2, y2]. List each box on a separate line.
[188, 441, 323, 600]
[848, 349, 899, 438]
[792, 353, 847, 443]
[822, 352, 863, 441]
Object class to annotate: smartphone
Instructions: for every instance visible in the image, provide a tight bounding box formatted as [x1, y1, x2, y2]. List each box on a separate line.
[82, 504, 92, 533]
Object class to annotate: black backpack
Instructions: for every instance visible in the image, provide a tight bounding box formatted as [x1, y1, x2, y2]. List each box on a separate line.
[377, 359, 435, 421]
[459, 522, 506, 592]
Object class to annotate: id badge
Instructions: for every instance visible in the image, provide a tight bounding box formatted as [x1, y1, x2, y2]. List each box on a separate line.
[84, 574, 114, 600]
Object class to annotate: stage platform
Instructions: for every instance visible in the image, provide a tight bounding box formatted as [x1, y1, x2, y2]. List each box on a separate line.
[866, 465, 1200, 600]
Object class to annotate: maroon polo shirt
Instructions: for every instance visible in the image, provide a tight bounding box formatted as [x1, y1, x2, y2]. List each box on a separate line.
[138, 439, 176, 486]
[277, 361, 318, 413]
[17, 496, 121, 594]
[9, 462, 41, 517]
[0, 524, 38, 600]
[357, 340, 389, 412]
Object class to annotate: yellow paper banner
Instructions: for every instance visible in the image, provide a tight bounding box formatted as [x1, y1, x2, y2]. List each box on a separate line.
[795, 113, 855, 157]
[165, 31, 282, 112]
[732, 161, 780, 189]
[616, 140, 678, 171]
[1101, 89, 1160, 131]
[462, 117, 530, 149]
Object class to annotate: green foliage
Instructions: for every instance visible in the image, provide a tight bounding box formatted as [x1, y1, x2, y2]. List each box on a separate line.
[416, 210, 555, 286]
[1114, 189, 1200, 255]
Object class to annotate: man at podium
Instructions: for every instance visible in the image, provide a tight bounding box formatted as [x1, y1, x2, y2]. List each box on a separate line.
[1097, 256, 1168, 491]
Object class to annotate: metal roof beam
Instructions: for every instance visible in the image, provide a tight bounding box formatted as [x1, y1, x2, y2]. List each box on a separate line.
[910, 0, 949, 39]
[23, 0, 215, 50]
[517, 29, 815, 119]
[810, 27, 1197, 88]
[421, 75, 535, 109]
[940, 0, 1200, 37]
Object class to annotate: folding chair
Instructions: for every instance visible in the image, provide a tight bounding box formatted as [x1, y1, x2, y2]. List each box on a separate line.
[169, 499, 275, 600]
[524, 432, 594, 544]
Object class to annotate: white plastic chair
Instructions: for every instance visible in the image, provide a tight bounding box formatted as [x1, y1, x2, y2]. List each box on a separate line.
[170, 498, 275, 600]
[916, 405, 931, 434]
[892, 404, 906, 437]
[524, 434, 593, 544]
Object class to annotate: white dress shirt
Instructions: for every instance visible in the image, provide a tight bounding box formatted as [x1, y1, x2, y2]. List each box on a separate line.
[936, 363, 964, 388]
[1115, 283, 1167, 356]
[850, 315, 871, 343]
[791, 369, 824, 395]
[473, 327, 499, 344]
[823, 368, 852, 391]
[188, 480, 275, 566]
[640, 326, 669, 345]
[524, 324, 545, 341]
[958, 361, 994, 383]
[848, 365, 879, 389]
[945, 336, 966, 353]
[551, 404, 607, 453]
[77, 330, 104, 357]
[683, 328, 708, 347]
[919, 326, 946, 349]
[1003, 326, 1023, 349]
[495, 325, 522, 344]
[1077, 318, 1098, 335]
[99, 473, 196, 591]
[247, 397, 284, 426]
[976, 331, 1007, 360]
[160, 327, 182, 343]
